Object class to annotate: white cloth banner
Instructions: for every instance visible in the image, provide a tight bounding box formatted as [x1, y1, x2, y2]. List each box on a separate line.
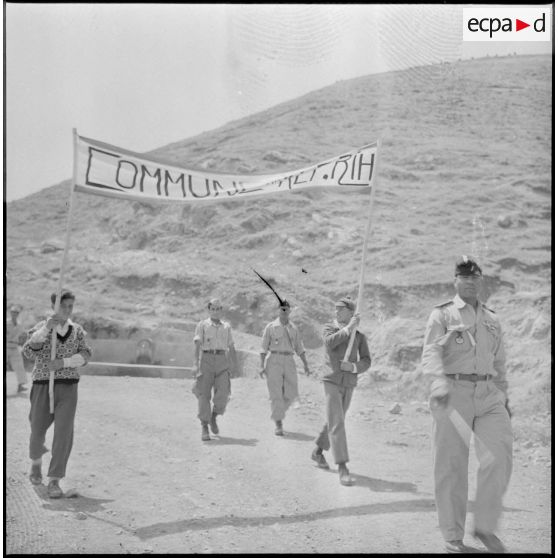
[75, 135, 377, 203]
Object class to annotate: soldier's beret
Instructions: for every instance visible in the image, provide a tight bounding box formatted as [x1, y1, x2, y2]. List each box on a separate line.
[455, 255, 482, 277]
[335, 296, 356, 311]
[208, 298, 223, 309]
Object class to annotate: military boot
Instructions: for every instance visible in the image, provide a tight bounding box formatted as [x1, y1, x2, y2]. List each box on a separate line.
[29, 462, 42, 485]
[210, 412, 219, 435]
[201, 422, 210, 441]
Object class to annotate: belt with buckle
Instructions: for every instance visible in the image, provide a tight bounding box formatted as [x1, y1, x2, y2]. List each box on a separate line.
[446, 373, 490, 382]
[270, 351, 294, 356]
[202, 349, 226, 355]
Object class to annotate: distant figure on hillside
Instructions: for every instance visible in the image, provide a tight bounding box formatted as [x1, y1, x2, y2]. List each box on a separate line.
[22, 289, 92, 499]
[421, 256, 512, 554]
[192, 298, 238, 441]
[311, 296, 370, 486]
[6, 304, 29, 393]
[259, 299, 310, 436]
[135, 338, 154, 365]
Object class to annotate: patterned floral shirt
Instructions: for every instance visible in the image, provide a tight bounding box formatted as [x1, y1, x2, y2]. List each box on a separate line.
[22, 319, 92, 382]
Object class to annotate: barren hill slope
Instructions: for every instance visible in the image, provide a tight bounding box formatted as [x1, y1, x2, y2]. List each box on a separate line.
[6, 55, 551, 440]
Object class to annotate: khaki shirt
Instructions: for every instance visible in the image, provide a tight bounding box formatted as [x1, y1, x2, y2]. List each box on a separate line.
[194, 318, 234, 351]
[6, 320, 26, 348]
[422, 294, 507, 394]
[261, 318, 304, 356]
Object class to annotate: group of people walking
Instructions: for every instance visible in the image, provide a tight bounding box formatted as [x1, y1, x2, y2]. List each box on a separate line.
[191, 289, 370, 489]
[12, 255, 513, 553]
[187, 255, 513, 553]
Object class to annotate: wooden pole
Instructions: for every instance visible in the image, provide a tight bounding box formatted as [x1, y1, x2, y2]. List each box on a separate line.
[343, 139, 382, 363]
[49, 128, 79, 413]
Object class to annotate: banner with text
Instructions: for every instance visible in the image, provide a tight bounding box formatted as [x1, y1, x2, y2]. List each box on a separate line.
[75, 135, 377, 203]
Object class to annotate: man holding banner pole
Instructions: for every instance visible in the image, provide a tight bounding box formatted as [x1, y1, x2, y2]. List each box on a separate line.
[310, 139, 379, 485]
[311, 297, 370, 485]
[421, 256, 512, 554]
[22, 290, 92, 498]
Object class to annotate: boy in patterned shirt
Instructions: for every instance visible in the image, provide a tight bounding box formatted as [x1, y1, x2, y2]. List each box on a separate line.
[22, 289, 92, 498]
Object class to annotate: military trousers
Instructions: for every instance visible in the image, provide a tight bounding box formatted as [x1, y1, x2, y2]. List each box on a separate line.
[315, 380, 354, 465]
[29, 382, 78, 479]
[430, 378, 513, 542]
[264, 353, 298, 422]
[193, 353, 231, 424]
[7, 346, 27, 385]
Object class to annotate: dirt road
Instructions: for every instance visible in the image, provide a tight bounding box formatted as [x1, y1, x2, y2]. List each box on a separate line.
[5, 372, 551, 554]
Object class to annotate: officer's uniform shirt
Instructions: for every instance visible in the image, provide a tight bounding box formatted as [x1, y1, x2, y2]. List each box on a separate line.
[261, 318, 304, 356]
[422, 294, 507, 395]
[194, 318, 234, 351]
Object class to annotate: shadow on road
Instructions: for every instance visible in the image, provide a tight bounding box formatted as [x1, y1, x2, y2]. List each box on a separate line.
[135, 499, 437, 540]
[34, 485, 114, 514]
[34, 486, 149, 537]
[210, 436, 258, 446]
[282, 431, 315, 441]
[350, 473, 418, 493]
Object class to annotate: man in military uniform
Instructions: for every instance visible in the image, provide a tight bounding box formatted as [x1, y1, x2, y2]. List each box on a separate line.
[6, 304, 28, 393]
[260, 299, 310, 436]
[422, 256, 512, 553]
[311, 296, 371, 486]
[192, 298, 238, 441]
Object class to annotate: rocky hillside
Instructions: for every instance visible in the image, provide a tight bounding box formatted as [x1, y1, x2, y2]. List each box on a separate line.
[6, 55, 551, 437]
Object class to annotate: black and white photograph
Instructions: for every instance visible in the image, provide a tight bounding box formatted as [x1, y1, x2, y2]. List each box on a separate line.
[5, 3, 552, 554]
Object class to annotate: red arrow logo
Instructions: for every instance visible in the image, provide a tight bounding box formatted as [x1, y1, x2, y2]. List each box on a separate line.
[516, 19, 530, 31]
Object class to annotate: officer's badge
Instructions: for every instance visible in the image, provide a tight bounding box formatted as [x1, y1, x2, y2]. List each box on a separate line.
[447, 324, 467, 345]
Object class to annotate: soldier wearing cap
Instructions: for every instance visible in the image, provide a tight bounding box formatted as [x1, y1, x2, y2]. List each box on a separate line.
[192, 298, 238, 441]
[260, 299, 310, 436]
[311, 296, 371, 486]
[6, 304, 28, 393]
[421, 256, 512, 554]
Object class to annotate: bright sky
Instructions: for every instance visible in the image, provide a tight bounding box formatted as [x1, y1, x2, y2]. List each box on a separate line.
[4, 3, 552, 201]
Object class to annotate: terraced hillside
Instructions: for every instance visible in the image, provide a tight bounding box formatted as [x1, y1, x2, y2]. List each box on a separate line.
[6, 54, 551, 440]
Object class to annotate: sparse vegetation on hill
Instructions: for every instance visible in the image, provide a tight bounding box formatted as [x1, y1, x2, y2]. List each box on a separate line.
[6, 55, 551, 442]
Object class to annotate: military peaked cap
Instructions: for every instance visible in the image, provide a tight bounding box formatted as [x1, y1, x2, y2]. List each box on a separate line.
[455, 255, 482, 277]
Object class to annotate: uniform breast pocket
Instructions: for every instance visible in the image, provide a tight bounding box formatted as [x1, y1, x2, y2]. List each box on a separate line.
[483, 321, 499, 349]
